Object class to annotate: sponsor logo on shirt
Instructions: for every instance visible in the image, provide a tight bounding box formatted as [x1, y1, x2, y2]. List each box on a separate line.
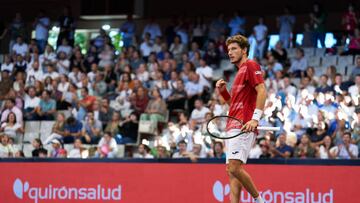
[255, 71, 262, 75]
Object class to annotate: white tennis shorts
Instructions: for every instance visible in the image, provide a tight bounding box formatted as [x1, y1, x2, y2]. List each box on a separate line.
[225, 129, 256, 164]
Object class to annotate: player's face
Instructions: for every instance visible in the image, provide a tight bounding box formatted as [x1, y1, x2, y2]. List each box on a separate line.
[227, 43, 246, 64]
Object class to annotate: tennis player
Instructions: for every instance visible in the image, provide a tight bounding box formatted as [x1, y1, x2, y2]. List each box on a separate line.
[216, 35, 266, 203]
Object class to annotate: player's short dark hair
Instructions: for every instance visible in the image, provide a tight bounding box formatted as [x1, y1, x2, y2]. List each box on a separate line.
[226, 35, 250, 55]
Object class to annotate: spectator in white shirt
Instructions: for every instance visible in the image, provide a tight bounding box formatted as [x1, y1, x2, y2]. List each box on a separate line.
[317, 136, 335, 159]
[1, 99, 23, 125]
[57, 74, 70, 94]
[196, 59, 213, 88]
[12, 36, 28, 56]
[95, 132, 118, 158]
[43, 65, 60, 80]
[56, 38, 72, 58]
[289, 48, 308, 77]
[87, 63, 99, 83]
[24, 87, 41, 120]
[39, 44, 57, 71]
[1, 55, 14, 73]
[136, 63, 150, 83]
[253, 17, 268, 58]
[331, 132, 359, 159]
[56, 51, 70, 75]
[26, 61, 43, 87]
[0, 135, 15, 158]
[190, 99, 210, 125]
[172, 140, 188, 158]
[68, 138, 89, 158]
[349, 75, 360, 105]
[0, 112, 24, 143]
[33, 10, 50, 53]
[134, 144, 154, 158]
[140, 32, 153, 61]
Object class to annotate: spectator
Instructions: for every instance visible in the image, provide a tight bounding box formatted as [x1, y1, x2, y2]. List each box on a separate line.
[315, 75, 332, 93]
[24, 87, 41, 120]
[228, 12, 246, 36]
[288, 48, 308, 77]
[342, 28, 360, 55]
[134, 144, 154, 158]
[196, 59, 213, 88]
[1, 55, 14, 73]
[119, 112, 139, 144]
[56, 38, 72, 58]
[264, 52, 283, 79]
[0, 134, 15, 157]
[294, 134, 317, 158]
[92, 28, 109, 50]
[140, 32, 153, 62]
[35, 90, 56, 120]
[56, 51, 70, 75]
[191, 16, 207, 48]
[130, 87, 149, 114]
[1, 99, 23, 125]
[208, 13, 227, 41]
[82, 111, 102, 144]
[14, 150, 25, 158]
[342, 3, 358, 36]
[259, 140, 271, 159]
[317, 135, 335, 159]
[271, 134, 293, 158]
[154, 145, 170, 158]
[172, 140, 188, 158]
[77, 87, 97, 121]
[119, 14, 136, 48]
[26, 61, 43, 87]
[8, 12, 26, 53]
[185, 72, 204, 113]
[38, 148, 48, 158]
[64, 117, 83, 144]
[14, 54, 27, 73]
[33, 10, 50, 53]
[204, 41, 220, 68]
[190, 99, 210, 126]
[277, 7, 296, 48]
[211, 141, 226, 159]
[167, 79, 187, 113]
[310, 3, 326, 48]
[40, 44, 57, 70]
[31, 138, 44, 157]
[140, 88, 167, 123]
[332, 132, 359, 159]
[302, 23, 314, 47]
[253, 17, 268, 58]
[0, 112, 24, 143]
[98, 45, 114, 68]
[270, 41, 288, 65]
[57, 6, 75, 47]
[349, 56, 360, 82]
[142, 18, 162, 41]
[169, 35, 186, 63]
[49, 139, 65, 158]
[68, 138, 89, 158]
[43, 113, 66, 144]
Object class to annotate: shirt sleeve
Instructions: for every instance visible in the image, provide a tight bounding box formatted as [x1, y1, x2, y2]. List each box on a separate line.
[247, 62, 264, 88]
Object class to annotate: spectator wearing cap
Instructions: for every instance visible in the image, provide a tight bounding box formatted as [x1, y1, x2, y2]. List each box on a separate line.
[271, 134, 293, 158]
[294, 134, 317, 158]
[35, 90, 56, 120]
[289, 48, 308, 77]
[133, 144, 153, 158]
[49, 139, 63, 158]
[331, 132, 359, 159]
[1, 99, 23, 125]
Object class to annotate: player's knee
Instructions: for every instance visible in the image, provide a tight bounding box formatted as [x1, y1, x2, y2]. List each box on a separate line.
[227, 160, 244, 175]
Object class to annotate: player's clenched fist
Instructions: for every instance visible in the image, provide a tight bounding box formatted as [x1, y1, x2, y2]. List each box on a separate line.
[216, 79, 227, 91]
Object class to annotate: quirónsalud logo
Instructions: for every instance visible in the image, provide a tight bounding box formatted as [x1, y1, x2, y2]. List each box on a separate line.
[13, 178, 122, 203]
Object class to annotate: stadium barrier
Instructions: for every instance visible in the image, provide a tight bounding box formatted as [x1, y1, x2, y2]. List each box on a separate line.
[1, 158, 359, 203]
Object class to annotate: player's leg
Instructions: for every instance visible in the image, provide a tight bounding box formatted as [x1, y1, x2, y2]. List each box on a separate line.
[226, 164, 243, 203]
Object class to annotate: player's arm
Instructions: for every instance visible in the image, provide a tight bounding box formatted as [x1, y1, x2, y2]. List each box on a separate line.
[242, 83, 267, 132]
[216, 79, 231, 105]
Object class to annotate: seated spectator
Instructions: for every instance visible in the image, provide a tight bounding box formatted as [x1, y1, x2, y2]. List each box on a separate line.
[63, 117, 83, 144]
[288, 48, 308, 77]
[12, 36, 28, 56]
[77, 87, 97, 121]
[294, 134, 317, 158]
[349, 74, 360, 105]
[71, 50, 86, 72]
[185, 72, 204, 113]
[104, 112, 121, 137]
[349, 56, 360, 82]
[15, 150, 25, 158]
[166, 79, 187, 113]
[154, 145, 170, 158]
[49, 139, 65, 158]
[98, 44, 114, 68]
[264, 52, 283, 79]
[38, 148, 48, 158]
[92, 73, 107, 97]
[133, 144, 154, 158]
[1, 55, 14, 73]
[130, 87, 149, 114]
[140, 32, 153, 61]
[1, 99, 23, 125]
[140, 88, 167, 123]
[35, 90, 56, 120]
[82, 111, 102, 144]
[95, 132, 118, 158]
[56, 51, 70, 75]
[210, 141, 226, 159]
[26, 61, 43, 87]
[315, 75, 332, 93]
[196, 59, 213, 88]
[68, 138, 89, 158]
[270, 41, 288, 64]
[24, 87, 41, 120]
[68, 66, 84, 84]
[43, 113, 66, 144]
[331, 132, 359, 159]
[14, 54, 27, 74]
[172, 140, 188, 158]
[40, 44, 57, 70]
[0, 112, 24, 143]
[32, 138, 44, 157]
[118, 113, 139, 144]
[204, 40, 220, 68]
[271, 134, 293, 158]
[99, 98, 114, 125]
[317, 135, 335, 159]
[259, 140, 271, 159]
[43, 65, 60, 80]
[0, 134, 15, 157]
[169, 35, 185, 63]
[136, 63, 150, 84]
[190, 99, 210, 126]
[56, 38, 72, 58]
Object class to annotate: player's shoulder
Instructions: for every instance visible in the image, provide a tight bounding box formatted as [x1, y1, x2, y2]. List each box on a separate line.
[246, 60, 261, 69]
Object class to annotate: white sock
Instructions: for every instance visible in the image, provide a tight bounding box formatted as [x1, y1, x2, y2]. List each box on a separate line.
[254, 195, 264, 203]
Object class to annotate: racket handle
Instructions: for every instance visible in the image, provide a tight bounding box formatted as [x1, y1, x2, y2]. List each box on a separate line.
[257, 126, 281, 131]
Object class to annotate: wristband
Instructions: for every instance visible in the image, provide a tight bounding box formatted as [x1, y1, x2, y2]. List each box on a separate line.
[252, 109, 263, 121]
[219, 88, 231, 101]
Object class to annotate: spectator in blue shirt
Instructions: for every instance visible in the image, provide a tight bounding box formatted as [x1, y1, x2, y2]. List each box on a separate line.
[271, 134, 293, 158]
[35, 90, 56, 120]
[63, 117, 83, 144]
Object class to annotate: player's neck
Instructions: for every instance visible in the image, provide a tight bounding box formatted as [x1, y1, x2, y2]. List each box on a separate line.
[236, 56, 248, 68]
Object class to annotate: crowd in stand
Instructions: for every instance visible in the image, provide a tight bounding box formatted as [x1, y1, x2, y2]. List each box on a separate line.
[0, 3, 360, 160]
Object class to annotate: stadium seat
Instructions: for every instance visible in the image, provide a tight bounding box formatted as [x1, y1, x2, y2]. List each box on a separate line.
[308, 56, 321, 67]
[286, 48, 297, 58]
[315, 48, 326, 56]
[117, 145, 125, 158]
[40, 121, 55, 143]
[321, 55, 337, 67]
[338, 55, 354, 66]
[57, 110, 72, 119]
[303, 48, 315, 57]
[23, 121, 41, 143]
[64, 144, 74, 153]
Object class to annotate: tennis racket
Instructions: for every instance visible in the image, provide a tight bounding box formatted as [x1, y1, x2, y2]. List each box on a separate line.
[206, 115, 280, 139]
